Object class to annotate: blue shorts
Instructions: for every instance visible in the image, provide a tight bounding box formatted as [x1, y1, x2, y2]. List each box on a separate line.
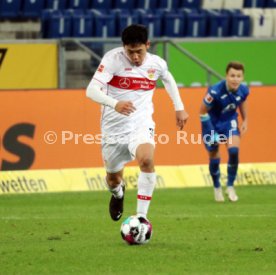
[204, 118, 240, 152]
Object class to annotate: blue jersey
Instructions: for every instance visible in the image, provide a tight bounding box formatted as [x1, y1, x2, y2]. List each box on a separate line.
[203, 80, 249, 129]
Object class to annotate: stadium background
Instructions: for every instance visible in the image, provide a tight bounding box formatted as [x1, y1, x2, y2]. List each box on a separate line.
[0, 0, 275, 187]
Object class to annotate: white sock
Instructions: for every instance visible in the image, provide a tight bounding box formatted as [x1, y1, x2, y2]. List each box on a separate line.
[105, 179, 124, 199]
[137, 172, 156, 217]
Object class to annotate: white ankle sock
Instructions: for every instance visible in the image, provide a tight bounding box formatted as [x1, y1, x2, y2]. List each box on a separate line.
[137, 172, 156, 217]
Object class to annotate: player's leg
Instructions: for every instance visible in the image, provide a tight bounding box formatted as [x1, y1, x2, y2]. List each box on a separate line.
[106, 170, 126, 221]
[203, 134, 223, 201]
[208, 147, 224, 202]
[201, 120, 224, 201]
[128, 127, 156, 218]
[209, 148, 221, 189]
[102, 141, 131, 221]
[106, 170, 124, 198]
[135, 143, 156, 218]
[226, 134, 240, 202]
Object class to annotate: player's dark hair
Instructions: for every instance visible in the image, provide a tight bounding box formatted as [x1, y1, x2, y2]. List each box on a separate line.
[121, 24, 148, 45]
[226, 62, 245, 73]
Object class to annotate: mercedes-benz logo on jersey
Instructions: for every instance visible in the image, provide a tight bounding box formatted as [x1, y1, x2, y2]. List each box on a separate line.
[119, 77, 131, 89]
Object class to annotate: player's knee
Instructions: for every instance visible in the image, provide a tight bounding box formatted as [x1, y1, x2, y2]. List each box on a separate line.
[138, 156, 154, 171]
[209, 148, 219, 159]
[228, 147, 239, 164]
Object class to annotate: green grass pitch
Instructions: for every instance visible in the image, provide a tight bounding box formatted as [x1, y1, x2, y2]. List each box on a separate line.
[1, 185, 276, 275]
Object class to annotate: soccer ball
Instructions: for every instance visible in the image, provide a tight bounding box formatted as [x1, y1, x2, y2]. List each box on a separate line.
[120, 216, 153, 245]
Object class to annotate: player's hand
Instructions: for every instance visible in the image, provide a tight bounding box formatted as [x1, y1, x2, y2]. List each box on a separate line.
[240, 120, 248, 135]
[176, 110, 189, 130]
[115, 101, 136, 116]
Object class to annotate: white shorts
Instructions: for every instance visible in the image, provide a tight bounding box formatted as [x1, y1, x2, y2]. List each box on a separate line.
[102, 127, 155, 173]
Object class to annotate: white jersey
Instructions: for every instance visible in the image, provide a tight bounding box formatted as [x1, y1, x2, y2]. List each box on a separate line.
[92, 47, 169, 136]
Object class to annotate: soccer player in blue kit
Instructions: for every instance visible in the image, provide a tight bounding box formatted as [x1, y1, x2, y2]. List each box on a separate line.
[200, 62, 249, 202]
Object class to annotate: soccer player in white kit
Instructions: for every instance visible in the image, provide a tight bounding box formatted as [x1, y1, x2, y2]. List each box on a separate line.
[86, 24, 189, 221]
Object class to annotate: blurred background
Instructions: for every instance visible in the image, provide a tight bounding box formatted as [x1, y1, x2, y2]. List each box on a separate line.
[0, 0, 276, 174]
[0, 0, 276, 89]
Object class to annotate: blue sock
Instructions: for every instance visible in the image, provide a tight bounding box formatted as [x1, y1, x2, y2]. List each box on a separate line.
[209, 158, 221, 188]
[227, 147, 239, 187]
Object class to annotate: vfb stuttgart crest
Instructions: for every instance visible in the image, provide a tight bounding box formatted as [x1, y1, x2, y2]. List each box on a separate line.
[147, 68, 156, 79]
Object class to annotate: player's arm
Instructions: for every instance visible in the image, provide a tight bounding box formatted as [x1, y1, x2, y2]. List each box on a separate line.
[200, 101, 215, 137]
[161, 72, 189, 130]
[239, 100, 248, 134]
[200, 101, 211, 115]
[200, 93, 219, 145]
[86, 79, 136, 116]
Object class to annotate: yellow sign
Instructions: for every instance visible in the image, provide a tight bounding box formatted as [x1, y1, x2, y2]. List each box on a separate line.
[0, 43, 58, 89]
[1, 163, 276, 195]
